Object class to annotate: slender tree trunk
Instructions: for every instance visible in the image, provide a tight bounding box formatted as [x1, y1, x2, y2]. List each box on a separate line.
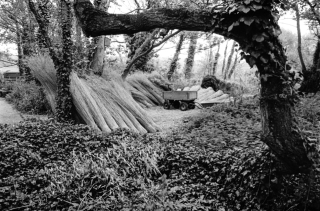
[21, 21, 34, 81]
[221, 39, 229, 78]
[212, 41, 221, 75]
[74, 0, 317, 173]
[167, 33, 184, 81]
[90, 0, 111, 75]
[224, 40, 236, 80]
[184, 32, 198, 79]
[228, 53, 238, 79]
[299, 38, 320, 93]
[315, 39, 320, 71]
[295, 4, 307, 73]
[16, 24, 24, 76]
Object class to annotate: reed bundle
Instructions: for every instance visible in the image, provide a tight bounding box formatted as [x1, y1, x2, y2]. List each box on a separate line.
[27, 55, 160, 134]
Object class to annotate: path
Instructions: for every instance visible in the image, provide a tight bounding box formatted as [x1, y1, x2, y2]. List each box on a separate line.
[0, 98, 23, 124]
[146, 107, 203, 132]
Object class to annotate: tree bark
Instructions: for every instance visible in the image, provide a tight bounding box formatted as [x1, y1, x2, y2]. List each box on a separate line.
[295, 4, 307, 74]
[224, 40, 236, 80]
[228, 53, 238, 79]
[220, 39, 229, 79]
[314, 39, 320, 71]
[184, 32, 198, 79]
[167, 33, 185, 81]
[90, 0, 111, 75]
[55, 0, 73, 122]
[73, 0, 315, 173]
[212, 41, 221, 75]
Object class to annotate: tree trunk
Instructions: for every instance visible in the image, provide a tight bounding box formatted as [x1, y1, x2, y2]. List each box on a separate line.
[21, 21, 34, 81]
[55, 0, 73, 122]
[184, 32, 198, 79]
[90, 0, 111, 75]
[74, 0, 316, 173]
[16, 24, 24, 76]
[167, 33, 184, 81]
[221, 39, 229, 79]
[295, 4, 307, 73]
[212, 41, 221, 75]
[314, 39, 320, 71]
[228, 53, 238, 79]
[224, 40, 236, 80]
[299, 38, 320, 93]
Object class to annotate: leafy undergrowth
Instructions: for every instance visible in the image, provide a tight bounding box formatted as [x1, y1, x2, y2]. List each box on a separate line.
[1, 98, 320, 210]
[5, 81, 51, 115]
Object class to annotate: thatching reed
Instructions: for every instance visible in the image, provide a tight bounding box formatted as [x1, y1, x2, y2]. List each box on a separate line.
[182, 85, 234, 104]
[27, 54, 160, 134]
[27, 54, 57, 113]
[127, 73, 165, 108]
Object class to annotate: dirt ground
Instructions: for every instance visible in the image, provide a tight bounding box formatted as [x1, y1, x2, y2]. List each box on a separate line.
[1, 96, 202, 132]
[145, 106, 203, 132]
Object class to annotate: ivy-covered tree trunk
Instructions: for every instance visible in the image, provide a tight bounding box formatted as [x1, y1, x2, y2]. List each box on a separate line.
[224, 40, 236, 80]
[212, 41, 221, 75]
[21, 20, 35, 81]
[74, 0, 317, 173]
[221, 39, 229, 79]
[56, 0, 73, 122]
[167, 33, 184, 81]
[228, 53, 238, 79]
[29, 0, 73, 122]
[184, 32, 198, 79]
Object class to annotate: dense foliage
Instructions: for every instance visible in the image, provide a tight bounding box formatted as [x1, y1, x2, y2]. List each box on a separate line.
[1, 98, 319, 210]
[5, 81, 51, 114]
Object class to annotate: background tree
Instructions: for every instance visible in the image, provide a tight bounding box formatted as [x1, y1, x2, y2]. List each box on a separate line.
[167, 32, 185, 81]
[90, 0, 112, 76]
[224, 40, 236, 80]
[220, 39, 229, 78]
[184, 32, 198, 79]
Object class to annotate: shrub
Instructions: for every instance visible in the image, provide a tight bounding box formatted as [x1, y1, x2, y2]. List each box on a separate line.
[5, 81, 51, 114]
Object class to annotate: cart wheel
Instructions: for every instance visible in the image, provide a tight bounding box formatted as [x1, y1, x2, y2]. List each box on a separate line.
[188, 103, 196, 109]
[180, 102, 188, 111]
[163, 101, 170, 110]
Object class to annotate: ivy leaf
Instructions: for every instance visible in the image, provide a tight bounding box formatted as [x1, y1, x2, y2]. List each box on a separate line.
[244, 0, 251, 5]
[260, 55, 269, 63]
[261, 74, 269, 82]
[251, 51, 261, 58]
[252, 3, 262, 10]
[255, 35, 264, 42]
[229, 6, 237, 14]
[238, 5, 250, 13]
[244, 17, 254, 26]
[228, 23, 234, 32]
